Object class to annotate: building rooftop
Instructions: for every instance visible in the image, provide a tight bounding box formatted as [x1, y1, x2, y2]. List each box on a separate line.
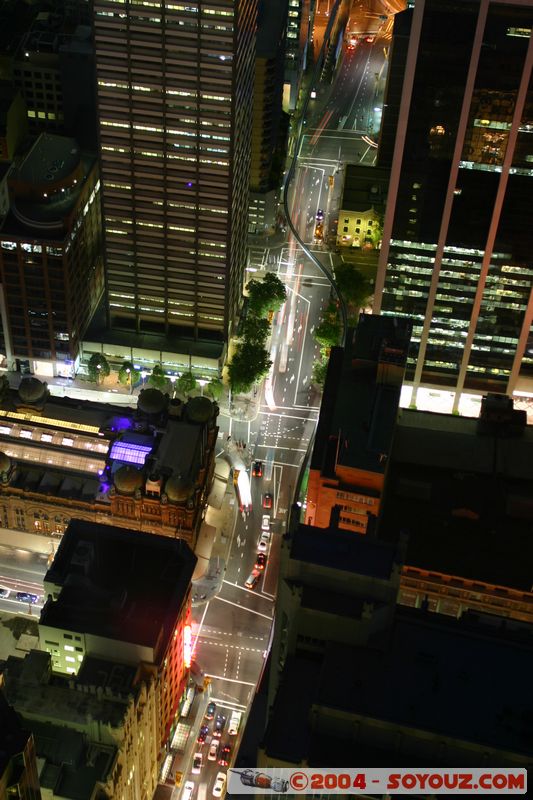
[263, 608, 533, 764]
[311, 316, 411, 475]
[380, 407, 533, 590]
[340, 164, 389, 214]
[4, 651, 137, 730]
[41, 520, 196, 655]
[0, 690, 32, 785]
[29, 718, 116, 800]
[291, 522, 397, 580]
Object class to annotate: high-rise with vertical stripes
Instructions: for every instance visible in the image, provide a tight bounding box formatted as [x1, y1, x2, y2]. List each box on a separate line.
[93, 0, 256, 344]
[375, 0, 533, 410]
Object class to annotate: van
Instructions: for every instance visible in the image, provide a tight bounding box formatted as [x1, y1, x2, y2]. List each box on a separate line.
[228, 710, 242, 736]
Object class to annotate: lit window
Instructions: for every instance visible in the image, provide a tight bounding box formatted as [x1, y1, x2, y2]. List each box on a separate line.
[64, 645, 74, 652]
[65, 656, 75, 663]
[41, 433, 53, 442]
[19, 430, 32, 439]
[62, 437, 74, 446]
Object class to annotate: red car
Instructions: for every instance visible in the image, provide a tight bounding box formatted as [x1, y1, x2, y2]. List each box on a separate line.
[218, 744, 231, 767]
[255, 553, 267, 571]
[262, 493, 272, 509]
[252, 461, 263, 477]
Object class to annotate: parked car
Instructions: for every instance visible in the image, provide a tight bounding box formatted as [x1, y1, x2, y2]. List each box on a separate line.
[218, 743, 231, 767]
[0, 587, 9, 598]
[15, 592, 38, 604]
[197, 725, 209, 744]
[213, 713, 226, 738]
[208, 740, 219, 761]
[257, 532, 270, 553]
[262, 493, 273, 509]
[182, 781, 195, 800]
[252, 461, 263, 477]
[254, 553, 267, 571]
[213, 773, 227, 798]
[192, 753, 203, 775]
[245, 570, 261, 590]
[261, 515, 270, 532]
[205, 701, 216, 720]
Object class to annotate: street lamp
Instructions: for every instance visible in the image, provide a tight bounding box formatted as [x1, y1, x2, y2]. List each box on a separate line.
[170, 375, 177, 399]
[126, 367, 132, 394]
[96, 363, 102, 385]
[141, 370, 147, 387]
[198, 379, 207, 397]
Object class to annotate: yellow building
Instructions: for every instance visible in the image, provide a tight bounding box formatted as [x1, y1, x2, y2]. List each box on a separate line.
[335, 164, 388, 248]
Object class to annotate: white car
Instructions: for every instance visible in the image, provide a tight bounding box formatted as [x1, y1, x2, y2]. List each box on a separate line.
[261, 515, 270, 532]
[0, 586, 9, 598]
[192, 752, 203, 775]
[208, 739, 219, 761]
[257, 534, 269, 553]
[228, 710, 242, 736]
[212, 772, 227, 798]
[182, 781, 195, 800]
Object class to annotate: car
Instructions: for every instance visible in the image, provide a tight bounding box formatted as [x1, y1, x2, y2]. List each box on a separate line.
[212, 772, 227, 798]
[197, 725, 209, 744]
[205, 701, 216, 720]
[261, 515, 270, 532]
[0, 586, 9, 598]
[213, 713, 226, 738]
[245, 569, 261, 590]
[228, 710, 242, 736]
[366, 35, 375, 42]
[254, 552, 267, 571]
[257, 533, 270, 553]
[192, 752, 203, 775]
[262, 493, 273, 509]
[182, 781, 195, 800]
[316, 208, 324, 221]
[218, 743, 231, 767]
[208, 740, 219, 761]
[252, 461, 263, 477]
[15, 592, 38, 604]
[310, 88, 317, 99]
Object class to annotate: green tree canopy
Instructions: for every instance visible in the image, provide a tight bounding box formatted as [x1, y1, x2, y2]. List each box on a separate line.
[148, 364, 168, 390]
[314, 301, 341, 348]
[312, 358, 329, 387]
[118, 360, 140, 386]
[205, 378, 223, 401]
[240, 314, 270, 346]
[228, 342, 272, 394]
[335, 264, 372, 317]
[176, 371, 197, 397]
[246, 273, 287, 318]
[87, 353, 110, 384]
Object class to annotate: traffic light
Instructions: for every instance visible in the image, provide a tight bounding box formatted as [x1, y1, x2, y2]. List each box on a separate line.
[175, 772, 183, 787]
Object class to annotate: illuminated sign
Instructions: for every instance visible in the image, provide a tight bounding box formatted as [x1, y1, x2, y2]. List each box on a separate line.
[184, 624, 192, 668]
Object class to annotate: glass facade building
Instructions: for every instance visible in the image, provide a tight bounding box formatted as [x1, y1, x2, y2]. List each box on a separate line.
[93, 0, 256, 341]
[375, 0, 533, 406]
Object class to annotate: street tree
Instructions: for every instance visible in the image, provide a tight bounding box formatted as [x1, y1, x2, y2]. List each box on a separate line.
[335, 264, 372, 317]
[118, 360, 140, 387]
[148, 364, 168, 390]
[314, 301, 341, 348]
[312, 358, 329, 387]
[240, 314, 270, 347]
[176, 370, 197, 397]
[228, 342, 272, 394]
[206, 378, 223, 401]
[246, 273, 287, 318]
[88, 353, 110, 384]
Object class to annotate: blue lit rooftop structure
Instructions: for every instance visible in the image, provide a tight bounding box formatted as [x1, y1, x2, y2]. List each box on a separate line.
[109, 440, 153, 467]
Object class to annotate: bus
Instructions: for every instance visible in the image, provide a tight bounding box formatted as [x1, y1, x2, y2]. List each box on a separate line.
[180, 686, 195, 718]
[278, 343, 289, 374]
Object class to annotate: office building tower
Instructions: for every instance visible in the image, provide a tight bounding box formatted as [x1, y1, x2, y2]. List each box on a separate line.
[93, 0, 256, 344]
[283, 0, 313, 111]
[375, 0, 533, 410]
[0, 133, 103, 376]
[249, 0, 288, 234]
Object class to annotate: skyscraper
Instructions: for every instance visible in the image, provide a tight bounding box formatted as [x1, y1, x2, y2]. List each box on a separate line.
[93, 0, 256, 343]
[375, 0, 533, 410]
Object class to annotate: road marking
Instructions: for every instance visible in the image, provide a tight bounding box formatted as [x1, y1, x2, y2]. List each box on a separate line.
[205, 673, 256, 687]
[214, 595, 273, 620]
[192, 601, 210, 653]
[222, 579, 273, 600]
[210, 697, 247, 711]
[198, 639, 264, 654]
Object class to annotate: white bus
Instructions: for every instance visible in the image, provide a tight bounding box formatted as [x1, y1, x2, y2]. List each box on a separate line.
[278, 343, 289, 374]
[180, 686, 195, 718]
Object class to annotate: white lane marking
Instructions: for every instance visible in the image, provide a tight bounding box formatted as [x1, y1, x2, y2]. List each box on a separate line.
[213, 595, 273, 620]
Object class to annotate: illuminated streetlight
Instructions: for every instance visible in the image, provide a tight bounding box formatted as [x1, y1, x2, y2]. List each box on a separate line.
[170, 375, 177, 399]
